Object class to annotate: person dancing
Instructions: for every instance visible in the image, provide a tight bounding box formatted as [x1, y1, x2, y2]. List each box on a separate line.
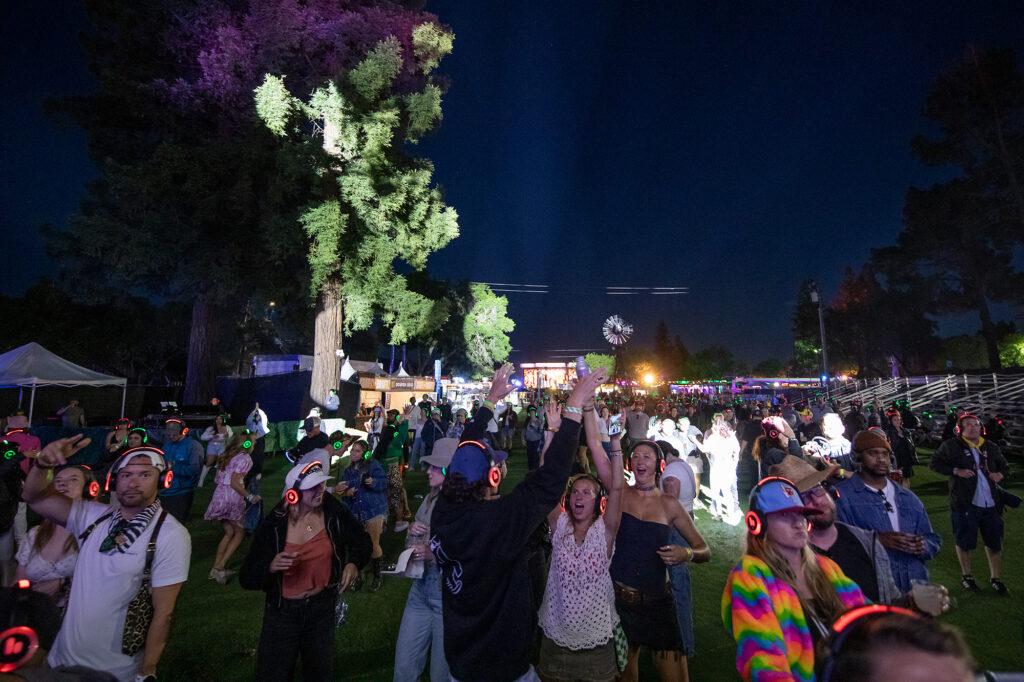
[204, 432, 259, 583]
[611, 439, 710, 681]
[536, 395, 625, 682]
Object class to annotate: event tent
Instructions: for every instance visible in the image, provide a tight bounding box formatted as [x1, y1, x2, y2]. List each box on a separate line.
[0, 342, 127, 422]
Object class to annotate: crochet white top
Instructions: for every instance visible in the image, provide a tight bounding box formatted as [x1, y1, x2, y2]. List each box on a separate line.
[538, 512, 619, 650]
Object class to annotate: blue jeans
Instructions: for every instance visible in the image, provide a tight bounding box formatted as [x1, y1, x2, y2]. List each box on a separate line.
[410, 435, 425, 470]
[667, 528, 695, 656]
[244, 477, 262, 533]
[394, 563, 448, 681]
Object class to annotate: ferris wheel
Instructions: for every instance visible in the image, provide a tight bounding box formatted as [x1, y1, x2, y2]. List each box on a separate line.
[602, 315, 633, 346]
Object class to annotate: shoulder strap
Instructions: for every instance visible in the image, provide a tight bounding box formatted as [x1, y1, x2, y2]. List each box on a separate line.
[78, 511, 115, 544]
[143, 511, 169, 581]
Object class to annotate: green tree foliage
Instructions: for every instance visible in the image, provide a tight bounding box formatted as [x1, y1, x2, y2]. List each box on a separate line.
[876, 47, 1024, 370]
[751, 358, 785, 377]
[827, 266, 938, 377]
[463, 284, 514, 375]
[686, 346, 737, 380]
[789, 280, 823, 375]
[999, 332, 1024, 368]
[584, 354, 616, 379]
[254, 25, 458, 403]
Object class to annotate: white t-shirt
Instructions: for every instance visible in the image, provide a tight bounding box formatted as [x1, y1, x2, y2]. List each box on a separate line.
[661, 460, 697, 513]
[49, 500, 191, 682]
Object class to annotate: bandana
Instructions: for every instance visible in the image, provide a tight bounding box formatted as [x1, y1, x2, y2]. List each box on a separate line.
[99, 500, 162, 554]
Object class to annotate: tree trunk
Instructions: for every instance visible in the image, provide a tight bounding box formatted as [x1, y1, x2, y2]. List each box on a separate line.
[183, 297, 222, 404]
[310, 276, 343, 410]
[975, 288, 1002, 370]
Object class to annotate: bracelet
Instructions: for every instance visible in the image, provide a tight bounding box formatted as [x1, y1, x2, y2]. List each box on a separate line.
[685, 547, 693, 562]
[482, 399, 495, 409]
[546, 427, 559, 433]
[31, 458, 54, 470]
[564, 406, 582, 415]
[609, 450, 623, 455]
[582, 406, 595, 413]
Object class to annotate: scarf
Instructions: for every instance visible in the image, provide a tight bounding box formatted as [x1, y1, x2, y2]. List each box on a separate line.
[961, 437, 989, 476]
[99, 500, 162, 554]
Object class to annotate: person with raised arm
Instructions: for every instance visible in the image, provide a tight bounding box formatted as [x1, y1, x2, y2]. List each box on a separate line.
[431, 365, 608, 682]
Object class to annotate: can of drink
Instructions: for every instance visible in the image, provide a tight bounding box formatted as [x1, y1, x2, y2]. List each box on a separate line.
[575, 356, 590, 378]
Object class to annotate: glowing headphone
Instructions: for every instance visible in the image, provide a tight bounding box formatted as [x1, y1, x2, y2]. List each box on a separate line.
[0, 580, 39, 673]
[954, 414, 985, 437]
[115, 418, 131, 429]
[105, 447, 172, 492]
[561, 473, 607, 516]
[164, 418, 188, 436]
[1, 440, 18, 463]
[461, 440, 503, 488]
[762, 420, 781, 440]
[744, 476, 798, 537]
[817, 605, 920, 682]
[125, 427, 149, 446]
[241, 428, 253, 450]
[57, 464, 100, 499]
[626, 440, 665, 474]
[286, 461, 324, 504]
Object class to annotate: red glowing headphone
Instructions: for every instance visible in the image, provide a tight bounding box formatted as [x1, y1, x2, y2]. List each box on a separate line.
[461, 440, 503, 488]
[744, 476, 797, 537]
[105, 448, 172, 492]
[626, 440, 665, 474]
[561, 473, 608, 516]
[762, 420, 781, 440]
[954, 414, 985, 437]
[164, 418, 189, 436]
[285, 461, 324, 504]
[57, 464, 100, 499]
[817, 605, 920, 682]
[0, 580, 39, 673]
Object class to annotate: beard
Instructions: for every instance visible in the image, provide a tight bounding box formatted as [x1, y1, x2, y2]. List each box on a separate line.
[809, 507, 835, 530]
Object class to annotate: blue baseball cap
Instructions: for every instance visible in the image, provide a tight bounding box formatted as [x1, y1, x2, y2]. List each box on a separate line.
[448, 440, 508, 483]
[750, 478, 822, 516]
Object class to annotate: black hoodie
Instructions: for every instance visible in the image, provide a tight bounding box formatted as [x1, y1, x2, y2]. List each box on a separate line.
[431, 406, 579, 681]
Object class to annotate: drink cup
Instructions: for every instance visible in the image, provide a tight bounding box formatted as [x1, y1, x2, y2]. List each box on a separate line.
[910, 579, 948, 616]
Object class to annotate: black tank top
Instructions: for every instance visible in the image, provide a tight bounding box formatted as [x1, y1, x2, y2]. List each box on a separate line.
[609, 512, 670, 592]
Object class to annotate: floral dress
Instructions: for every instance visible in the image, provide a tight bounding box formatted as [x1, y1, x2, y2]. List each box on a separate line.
[204, 453, 253, 523]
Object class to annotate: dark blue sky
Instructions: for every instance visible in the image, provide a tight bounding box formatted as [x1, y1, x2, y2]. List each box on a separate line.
[3, 1, 1023, 366]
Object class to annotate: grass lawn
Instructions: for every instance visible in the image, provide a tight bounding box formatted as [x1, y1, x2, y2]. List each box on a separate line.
[160, 445, 1024, 680]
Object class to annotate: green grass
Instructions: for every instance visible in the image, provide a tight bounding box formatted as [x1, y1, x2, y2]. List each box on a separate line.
[161, 446, 1024, 680]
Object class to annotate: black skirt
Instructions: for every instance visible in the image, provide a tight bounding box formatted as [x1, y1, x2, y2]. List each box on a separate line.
[613, 581, 685, 654]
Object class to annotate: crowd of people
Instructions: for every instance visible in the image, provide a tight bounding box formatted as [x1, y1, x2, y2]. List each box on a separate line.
[0, 372, 1014, 681]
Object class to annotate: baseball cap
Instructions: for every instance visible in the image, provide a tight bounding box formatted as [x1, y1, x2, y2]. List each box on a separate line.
[303, 416, 320, 431]
[750, 478, 822, 516]
[285, 460, 334, 490]
[113, 447, 167, 473]
[448, 440, 508, 483]
[421, 438, 458, 469]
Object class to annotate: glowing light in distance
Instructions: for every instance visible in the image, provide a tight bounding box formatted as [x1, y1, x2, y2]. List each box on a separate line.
[643, 373, 656, 386]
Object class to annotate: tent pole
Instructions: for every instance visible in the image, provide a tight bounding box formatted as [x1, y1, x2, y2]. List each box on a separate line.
[120, 383, 127, 418]
[18, 387, 23, 409]
[28, 384, 36, 425]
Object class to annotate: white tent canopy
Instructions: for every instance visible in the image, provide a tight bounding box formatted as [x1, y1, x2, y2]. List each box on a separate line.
[0, 342, 127, 422]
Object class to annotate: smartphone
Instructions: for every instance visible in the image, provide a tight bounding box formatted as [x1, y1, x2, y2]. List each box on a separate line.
[609, 413, 622, 436]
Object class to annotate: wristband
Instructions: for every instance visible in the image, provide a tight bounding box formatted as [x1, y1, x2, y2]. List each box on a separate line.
[31, 458, 55, 470]
[546, 427, 559, 433]
[685, 547, 693, 562]
[582, 406, 595, 412]
[482, 400, 495, 410]
[564, 406, 582, 415]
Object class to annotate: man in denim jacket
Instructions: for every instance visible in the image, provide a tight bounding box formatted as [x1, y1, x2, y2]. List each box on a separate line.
[834, 430, 941, 593]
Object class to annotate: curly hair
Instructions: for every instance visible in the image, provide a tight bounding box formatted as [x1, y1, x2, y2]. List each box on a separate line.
[441, 471, 492, 503]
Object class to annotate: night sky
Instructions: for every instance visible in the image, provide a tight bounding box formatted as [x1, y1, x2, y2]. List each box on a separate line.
[3, 2, 1023, 367]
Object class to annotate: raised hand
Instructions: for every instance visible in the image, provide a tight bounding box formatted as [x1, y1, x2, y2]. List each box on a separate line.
[544, 402, 562, 431]
[567, 367, 609, 407]
[35, 435, 91, 468]
[485, 363, 516, 404]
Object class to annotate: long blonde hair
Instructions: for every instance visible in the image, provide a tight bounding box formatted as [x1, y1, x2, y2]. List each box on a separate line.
[744, 529, 845, 626]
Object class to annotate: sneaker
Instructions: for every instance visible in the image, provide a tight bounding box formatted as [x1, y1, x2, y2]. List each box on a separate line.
[991, 578, 1010, 596]
[370, 575, 383, 593]
[394, 520, 410, 532]
[960, 575, 980, 592]
[350, 575, 363, 592]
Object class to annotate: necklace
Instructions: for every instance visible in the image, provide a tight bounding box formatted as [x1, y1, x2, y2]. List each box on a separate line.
[636, 484, 656, 491]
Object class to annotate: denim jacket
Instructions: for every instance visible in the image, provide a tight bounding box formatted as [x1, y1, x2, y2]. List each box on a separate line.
[833, 475, 941, 593]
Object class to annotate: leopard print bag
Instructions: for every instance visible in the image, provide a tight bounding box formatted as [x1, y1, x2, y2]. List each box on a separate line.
[122, 511, 168, 656]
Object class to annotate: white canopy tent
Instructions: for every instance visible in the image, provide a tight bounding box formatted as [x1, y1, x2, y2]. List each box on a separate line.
[0, 342, 127, 423]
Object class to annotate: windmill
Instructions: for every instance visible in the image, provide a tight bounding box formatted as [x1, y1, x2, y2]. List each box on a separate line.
[602, 315, 633, 384]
